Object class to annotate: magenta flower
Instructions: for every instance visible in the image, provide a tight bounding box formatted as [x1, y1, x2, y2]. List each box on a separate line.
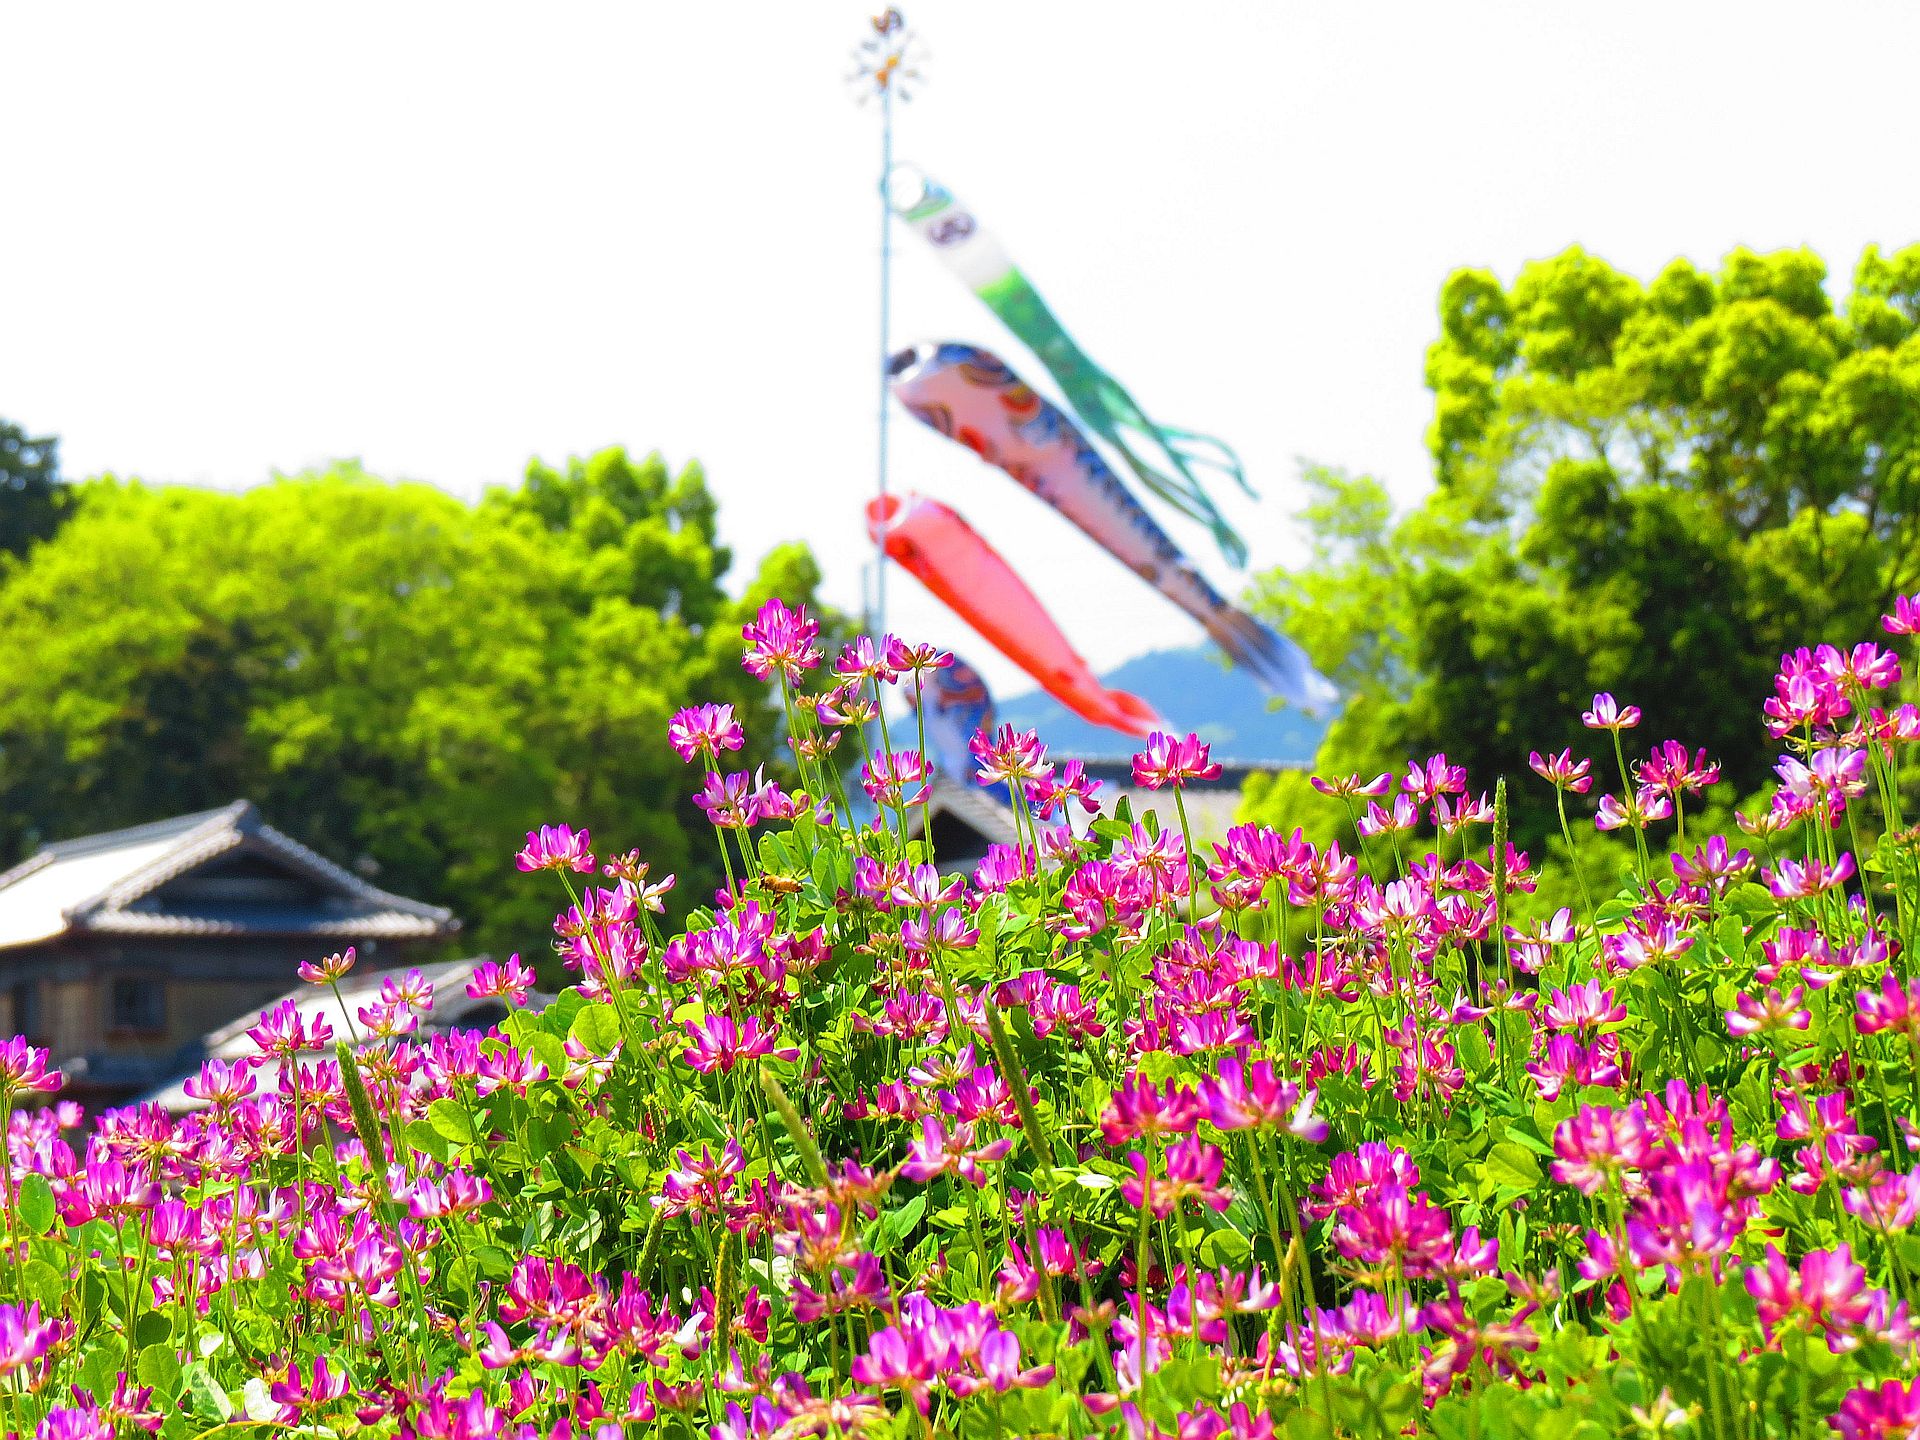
[1527, 748, 1593, 793]
[36, 1407, 113, 1440]
[1402, 753, 1467, 804]
[1131, 731, 1223, 789]
[1855, 974, 1920, 1040]
[1026, 759, 1103, 819]
[1199, 1054, 1328, 1141]
[296, 946, 356, 985]
[1581, 693, 1641, 730]
[861, 748, 932, 809]
[741, 598, 821, 683]
[1123, 1136, 1233, 1217]
[1884, 593, 1920, 636]
[268, 1356, 350, 1421]
[886, 636, 955, 680]
[1671, 836, 1754, 892]
[1765, 853, 1855, 900]
[245, 998, 334, 1058]
[668, 703, 746, 764]
[900, 1116, 1011, 1185]
[1594, 789, 1672, 832]
[1310, 771, 1392, 799]
[681, 1014, 796, 1074]
[1550, 1104, 1649, 1195]
[1725, 985, 1810, 1039]
[969, 724, 1053, 788]
[1830, 1377, 1920, 1440]
[515, 822, 595, 873]
[407, 1168, 493, 1219]
[691, 770, 758, 829]
[1636, 739, 1722, 797]
[834, 635, 900, 686]
[466, 954, 536, 1006]
[1099, 1071, 1202, 1144]
[0, 1302, 58, 1377]
[181, 1057, 257, 1109]
[0, 1038, 62, 1096]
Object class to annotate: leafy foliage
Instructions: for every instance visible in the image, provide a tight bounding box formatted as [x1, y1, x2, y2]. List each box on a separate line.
[0, 417, 63, 558]
[1250, 245, 1920, 854]
[0, 450, 824, 954]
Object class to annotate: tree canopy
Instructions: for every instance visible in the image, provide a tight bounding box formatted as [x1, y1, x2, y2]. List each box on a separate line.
[0, 449, 823, 956]
[0, 418, 63, 557]
[1249, 243, 1920, 852]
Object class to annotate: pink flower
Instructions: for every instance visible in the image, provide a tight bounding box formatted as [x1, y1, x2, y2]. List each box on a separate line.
[861, 749, 932, 809]
[1765, 853, 1855, 900]
[900, 1116, 1011, 1185]
[1581, 693, 1641, 730]
[1199, 1055, 1327, 1141]
[1402, 753, 1467, 805]
[1122, 1137, 1232, 1217]
[1884, 593, 1920, 637]
[741, 598, 821, 683]
[1132, 731, 1222, 789]
[1551, 1104, 1649, 1195]
[1855, 974, 1920, 1039]
[1026, 760, 1103, 818]
[886, 637, 954, 680]
[835, 635, 900, 686]
[681, 1014, 797, 1074]
[466, 954, 536, 1006]
[1671, 836, 1754, 892]
[0, 1303, 59, 1377]
[0, 1038, 62, 1096]
[297, 947, 356, 985]
[692, 770, 758, 829]
[1829, 1377, 1920, 1440]
[1725, 986, 1810, 1039]
[1310, 771, 1392, 799]
[1636, 739, 1721, 797]
[970, 725, 1053, 788]
[1527, 748, 1593, 793]
[268, 1356, 350, 1421]
[515, 823, 595, 873]
[668, 703, 745, 764]
[245, 998, 334, 1058]
[1099, 1072, 1202, 1144]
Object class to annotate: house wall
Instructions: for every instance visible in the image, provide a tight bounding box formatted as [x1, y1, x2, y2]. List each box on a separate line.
[0, 934, 426, 1068]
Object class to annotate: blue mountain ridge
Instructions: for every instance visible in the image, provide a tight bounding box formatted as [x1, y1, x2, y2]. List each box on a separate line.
[993, 645, 1327, 767]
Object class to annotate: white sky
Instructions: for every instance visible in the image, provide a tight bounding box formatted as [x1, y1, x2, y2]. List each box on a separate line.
[6, 2, 1919, 700]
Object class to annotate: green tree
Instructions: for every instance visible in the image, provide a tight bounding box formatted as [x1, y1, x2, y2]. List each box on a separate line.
[1249, 244, 1920, 857]
[0, 449, 825, 957]
[0, 419, 63, 557]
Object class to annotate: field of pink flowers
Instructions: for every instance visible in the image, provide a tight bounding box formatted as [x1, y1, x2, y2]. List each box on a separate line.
[6, 595, 1920, 1440]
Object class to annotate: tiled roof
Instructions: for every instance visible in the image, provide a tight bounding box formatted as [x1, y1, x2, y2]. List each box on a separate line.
[0, 801, 457, 950]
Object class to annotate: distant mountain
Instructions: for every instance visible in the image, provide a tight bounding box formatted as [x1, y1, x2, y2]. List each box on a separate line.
[994, 645, 1327, 766]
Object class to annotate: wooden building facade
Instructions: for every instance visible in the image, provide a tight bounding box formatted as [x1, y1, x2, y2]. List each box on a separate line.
[0, 801, 458, 1101]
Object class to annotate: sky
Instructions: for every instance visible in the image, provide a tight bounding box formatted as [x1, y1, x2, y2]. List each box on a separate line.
[6, 2, 1920, 701]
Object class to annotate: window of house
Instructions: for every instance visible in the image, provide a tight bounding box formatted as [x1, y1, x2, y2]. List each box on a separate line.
[7, 981, 41, 1043]
[109, 976, 166, 1035]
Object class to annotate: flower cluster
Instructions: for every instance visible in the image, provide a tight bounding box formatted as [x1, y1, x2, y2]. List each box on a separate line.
[2, 588, 1918, 1440]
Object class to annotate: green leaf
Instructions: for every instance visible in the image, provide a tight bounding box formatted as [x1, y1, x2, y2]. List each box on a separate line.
[427, 1097, 477, 1144]
[1484, 1142, 1543, 1190]
[180, 1362, 233, 1423]
[16, 1173, 54, 1235]
[404, 1118, 450, 1164]
[569, 1002, 624, 1055]
[137, 1343, 182, 1399]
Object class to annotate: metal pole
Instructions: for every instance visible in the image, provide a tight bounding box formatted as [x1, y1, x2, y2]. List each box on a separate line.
[875, 80, 893, 642]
